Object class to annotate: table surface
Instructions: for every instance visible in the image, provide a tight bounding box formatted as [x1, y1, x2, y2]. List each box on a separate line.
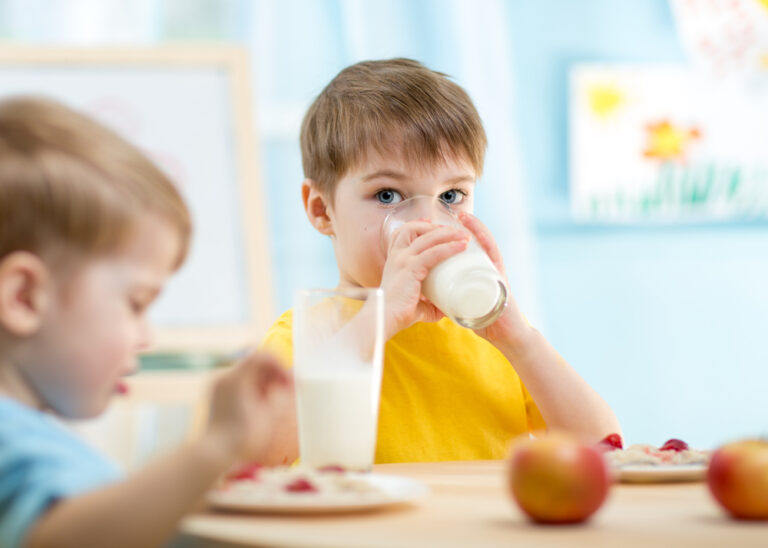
[181, 460, 768, 548]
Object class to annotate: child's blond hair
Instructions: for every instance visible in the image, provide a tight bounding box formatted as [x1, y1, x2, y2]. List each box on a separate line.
[300, 58, 487, 200]
[0, 96, 191, 269]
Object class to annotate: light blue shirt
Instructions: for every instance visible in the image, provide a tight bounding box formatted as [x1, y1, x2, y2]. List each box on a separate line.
[0, 397, 121, 548]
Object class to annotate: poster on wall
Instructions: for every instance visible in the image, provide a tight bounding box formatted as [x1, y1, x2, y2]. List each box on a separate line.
[670, 0, 768, 78]
[569, 65, 768, 222]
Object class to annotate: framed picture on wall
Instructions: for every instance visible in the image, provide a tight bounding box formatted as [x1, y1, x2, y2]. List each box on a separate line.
[0, 46, 274, 352]
[570, 64, 768, 223]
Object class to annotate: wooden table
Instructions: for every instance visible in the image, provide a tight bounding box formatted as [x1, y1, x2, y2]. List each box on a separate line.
[180, 460, 768, 547]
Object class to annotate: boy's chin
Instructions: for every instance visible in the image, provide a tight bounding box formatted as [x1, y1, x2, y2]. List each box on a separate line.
[52, 397, 110, 420]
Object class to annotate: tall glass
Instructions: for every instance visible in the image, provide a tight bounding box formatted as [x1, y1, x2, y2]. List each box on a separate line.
[381, 195, 508, 329]
[293, 287, 385, 471]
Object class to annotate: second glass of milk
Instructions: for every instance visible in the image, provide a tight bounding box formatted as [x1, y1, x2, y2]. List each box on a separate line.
[381, 195, 508, 329]
[293, 287, 385, 471]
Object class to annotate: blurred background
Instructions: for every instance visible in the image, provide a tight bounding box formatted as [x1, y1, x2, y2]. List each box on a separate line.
[1, 0, 766, 454]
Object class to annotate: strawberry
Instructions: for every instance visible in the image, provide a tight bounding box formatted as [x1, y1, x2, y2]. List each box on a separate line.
[227, 462, 262, 481]
[660, 438, 689, 452]
[284, 478, 318, 493]
[598, 433, 624, 452]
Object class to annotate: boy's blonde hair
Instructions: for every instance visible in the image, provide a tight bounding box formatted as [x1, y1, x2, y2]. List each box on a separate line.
[0, 97, 191, 269]
[300, 58, 487, 199]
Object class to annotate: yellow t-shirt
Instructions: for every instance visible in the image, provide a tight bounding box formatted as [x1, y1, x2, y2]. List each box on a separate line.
[261, 311, 546, 463]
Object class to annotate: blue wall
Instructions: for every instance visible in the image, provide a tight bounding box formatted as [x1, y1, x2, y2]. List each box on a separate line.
[507, 0, 768, 448]
[5, 0, 763, 448]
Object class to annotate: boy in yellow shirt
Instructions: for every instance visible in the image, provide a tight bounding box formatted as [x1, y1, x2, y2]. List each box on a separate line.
[262, 58, 621, 463]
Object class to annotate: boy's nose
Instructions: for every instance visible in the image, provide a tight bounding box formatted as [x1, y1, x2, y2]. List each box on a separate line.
[411, 196, 437, 219]
[136, 318, 153, 351]
[409, 194, 453, 221]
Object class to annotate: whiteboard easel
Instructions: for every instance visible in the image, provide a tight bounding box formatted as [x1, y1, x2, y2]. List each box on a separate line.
[0, 46, 273, 352]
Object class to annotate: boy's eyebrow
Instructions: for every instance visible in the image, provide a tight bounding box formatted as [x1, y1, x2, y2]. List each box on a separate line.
[443, 175, 476, 185]
[362, 170, 409, 182]
[361, 171, 475, 185]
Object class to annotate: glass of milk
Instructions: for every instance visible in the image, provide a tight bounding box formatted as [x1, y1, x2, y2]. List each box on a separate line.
[292, 287, 385, 471]
[381, 195, 508, 329]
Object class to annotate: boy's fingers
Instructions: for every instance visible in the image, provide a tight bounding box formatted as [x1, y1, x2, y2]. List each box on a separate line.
[388, 221, 439, 251]
[456, 212, 506, 274]
[409, 225, 468, 255]
[418, 300, 445, 322]
[235, 351, 291, 396]
[254, 360, 291, 396]
[412, 239, 469, 275]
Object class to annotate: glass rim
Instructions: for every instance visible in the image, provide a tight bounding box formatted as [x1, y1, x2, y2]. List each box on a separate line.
[382, 194, 457, 215]
[295, 287, 384, 300]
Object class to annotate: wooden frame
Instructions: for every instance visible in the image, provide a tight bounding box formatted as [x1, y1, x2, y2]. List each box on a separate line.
[0, 46, 274, 352]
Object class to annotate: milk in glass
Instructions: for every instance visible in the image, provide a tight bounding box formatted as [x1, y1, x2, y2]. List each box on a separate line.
[295, 370, 377, 470]
[421, 238, 507, 328]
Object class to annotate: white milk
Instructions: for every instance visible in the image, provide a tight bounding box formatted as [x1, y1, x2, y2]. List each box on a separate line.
[422, 239, 506, 327]
[295, 371, 378, 470]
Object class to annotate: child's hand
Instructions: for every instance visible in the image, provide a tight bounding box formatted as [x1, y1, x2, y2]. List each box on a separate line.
[456, 211, 532, 347]
[205, 351, 292, 464]
[379, 220, 469, 340]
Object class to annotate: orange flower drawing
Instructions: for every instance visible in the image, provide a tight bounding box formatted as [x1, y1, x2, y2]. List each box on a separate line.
[643, 120, 702, 161]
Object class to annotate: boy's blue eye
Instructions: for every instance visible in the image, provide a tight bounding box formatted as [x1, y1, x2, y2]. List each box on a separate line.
[375, 189, 403, 204]
[440, 189, 465, 205]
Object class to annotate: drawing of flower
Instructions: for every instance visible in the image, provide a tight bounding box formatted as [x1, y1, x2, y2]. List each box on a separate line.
[642, 120, 702, 161]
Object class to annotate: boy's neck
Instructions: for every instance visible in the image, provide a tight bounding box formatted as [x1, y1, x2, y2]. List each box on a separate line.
[0, 357, 46, 410]
[336, 277, 366, 291]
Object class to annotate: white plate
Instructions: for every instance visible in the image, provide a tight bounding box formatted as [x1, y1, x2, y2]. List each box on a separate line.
[614, 463, 708, 483]
[207, 473, 429, 514]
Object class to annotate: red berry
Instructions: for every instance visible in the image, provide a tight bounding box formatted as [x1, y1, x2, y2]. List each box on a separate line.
[598, 433, 623, 451]
[228, 462, 262, 481]
[318, 465, 346, 474]
[284, 478, 318, 493]
[660, 438, 689, 452]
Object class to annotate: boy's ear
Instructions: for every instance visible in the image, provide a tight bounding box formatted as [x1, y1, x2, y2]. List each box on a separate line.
[0, 252, 50, 337]
[301, 179, 334, 236]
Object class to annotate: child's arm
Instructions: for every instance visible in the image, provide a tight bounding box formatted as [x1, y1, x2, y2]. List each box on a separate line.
[26, 353, 291, 548]
[457, 212, 621, 441]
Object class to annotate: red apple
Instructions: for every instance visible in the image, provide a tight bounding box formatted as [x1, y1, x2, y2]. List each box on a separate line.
[508, 433, 611, 524]
[708, 439, 768, 520]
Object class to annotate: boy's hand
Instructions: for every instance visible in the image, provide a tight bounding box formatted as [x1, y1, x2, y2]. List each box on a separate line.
[379, 220, 469, 340]
[205, 351, 292, 465]
[456, 211, 532, 348]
